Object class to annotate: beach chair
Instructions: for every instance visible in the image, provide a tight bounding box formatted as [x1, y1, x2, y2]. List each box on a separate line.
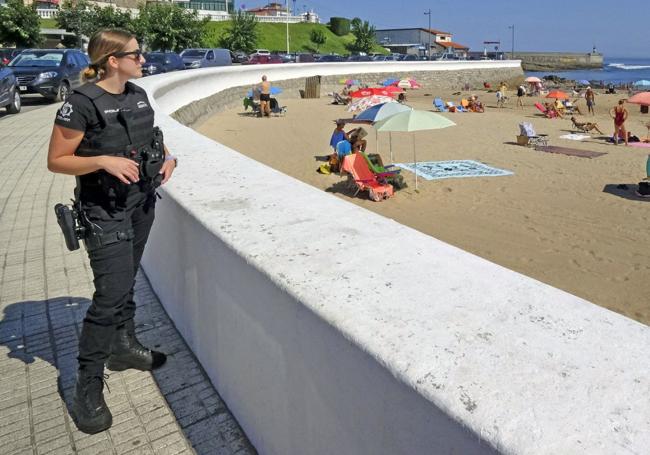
[341, 152, 394, 201]
[269, 98, 287, 116]
[332, 93, 348, 105]
[534, 102, 557, 119]
[243, 97, 260, 115]
[359, 152, 407, 190]
[517, 122, 549, 147]
[433, 98, 448, 112]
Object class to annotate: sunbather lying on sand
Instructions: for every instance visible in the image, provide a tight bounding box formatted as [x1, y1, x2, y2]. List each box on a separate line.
[570, 116, 604, 134]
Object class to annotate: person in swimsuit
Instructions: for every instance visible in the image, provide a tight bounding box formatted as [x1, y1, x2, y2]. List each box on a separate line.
[585, 87, 595, 115]
[610, 99, 628, 145]
[259, 75, 271, 117]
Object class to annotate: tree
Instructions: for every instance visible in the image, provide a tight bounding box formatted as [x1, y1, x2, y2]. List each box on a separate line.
[328, 17, 350, 36]
[56, 0, 94, 46]
[91, 5, 134, 33]
[350, 19, 376, 54]
[309, 29, 326, 53]
[134, 2, 209, 52]
[57, 1, 136, 46]
[0, 0, 43, 48]
[218, 10, 258, 53]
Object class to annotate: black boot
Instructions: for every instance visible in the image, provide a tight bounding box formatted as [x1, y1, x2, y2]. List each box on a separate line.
[70, 369, 112, 434]
[106, 319, 166, 371]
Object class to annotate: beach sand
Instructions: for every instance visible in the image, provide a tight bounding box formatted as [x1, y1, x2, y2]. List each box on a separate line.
[197, 87, 650, 325]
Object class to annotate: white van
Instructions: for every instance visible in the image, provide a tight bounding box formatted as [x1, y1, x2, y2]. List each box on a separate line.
[253, 49, 270, 56]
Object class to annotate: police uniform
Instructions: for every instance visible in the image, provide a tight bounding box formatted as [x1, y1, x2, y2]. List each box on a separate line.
[55, 81, 166, 380]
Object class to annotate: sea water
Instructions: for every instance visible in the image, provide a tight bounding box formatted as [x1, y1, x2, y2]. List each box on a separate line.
[526, 57, 650, 85]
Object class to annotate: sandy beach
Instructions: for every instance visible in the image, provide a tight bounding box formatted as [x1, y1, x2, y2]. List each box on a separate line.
[197, 86, 650, 325]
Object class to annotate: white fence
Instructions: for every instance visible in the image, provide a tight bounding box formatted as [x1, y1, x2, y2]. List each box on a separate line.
[36, 6, 316, 23]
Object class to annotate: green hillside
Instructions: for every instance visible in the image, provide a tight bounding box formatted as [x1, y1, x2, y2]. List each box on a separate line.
[204, 22, 387, 55]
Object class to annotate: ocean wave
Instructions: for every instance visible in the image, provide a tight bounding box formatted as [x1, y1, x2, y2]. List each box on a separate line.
[608, 63, 650, 70]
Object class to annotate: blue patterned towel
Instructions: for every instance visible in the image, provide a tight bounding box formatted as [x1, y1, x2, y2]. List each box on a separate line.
[394, 160, 513, 181]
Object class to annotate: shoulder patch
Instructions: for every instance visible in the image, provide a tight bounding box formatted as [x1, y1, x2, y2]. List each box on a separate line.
[56, 101, 74, 122]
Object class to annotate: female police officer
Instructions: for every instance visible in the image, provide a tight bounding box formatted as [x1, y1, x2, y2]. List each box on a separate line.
[47, 29, 176, 434]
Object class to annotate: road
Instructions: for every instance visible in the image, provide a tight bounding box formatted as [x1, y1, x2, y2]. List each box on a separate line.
[0, 95, 57, 121]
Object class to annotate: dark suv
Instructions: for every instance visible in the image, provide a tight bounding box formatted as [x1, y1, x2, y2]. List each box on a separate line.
[0, 66, 21, 114]
[142, 52, 185, 76]
[8, 49, 89, 102]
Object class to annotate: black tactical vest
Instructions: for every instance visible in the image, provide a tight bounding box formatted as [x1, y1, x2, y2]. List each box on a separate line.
[74, 81, 155, 157]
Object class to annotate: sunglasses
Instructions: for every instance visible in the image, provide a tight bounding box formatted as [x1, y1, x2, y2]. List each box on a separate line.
[111, 49, 143, 60]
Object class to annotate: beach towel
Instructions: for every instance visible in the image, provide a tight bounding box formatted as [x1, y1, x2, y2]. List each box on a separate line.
[535, 145, 606, 158]
[559, 133, 591, 141]
[394, 160, 513, 181]
[628, 142, 650, 148]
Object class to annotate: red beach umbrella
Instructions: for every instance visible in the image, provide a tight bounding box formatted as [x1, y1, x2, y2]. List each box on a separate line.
[627, 91, 650, 106]
[383, 85, 404, 94]
[350, 87, 392, 98]
[545, 90, 569, 100]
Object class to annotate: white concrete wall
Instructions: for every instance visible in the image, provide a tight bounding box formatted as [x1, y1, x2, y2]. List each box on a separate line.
[139, 63, 650, 455]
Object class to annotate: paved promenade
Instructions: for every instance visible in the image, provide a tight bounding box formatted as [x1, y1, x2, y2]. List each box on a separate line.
[0, 105, 256, 454]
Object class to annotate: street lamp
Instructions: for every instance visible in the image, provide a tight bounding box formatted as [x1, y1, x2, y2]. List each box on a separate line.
[424, 9, 431, 59]
[508, 24, 515, 59]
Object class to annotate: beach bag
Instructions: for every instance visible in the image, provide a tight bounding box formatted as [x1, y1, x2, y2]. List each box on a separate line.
[328, 153, 340, 173]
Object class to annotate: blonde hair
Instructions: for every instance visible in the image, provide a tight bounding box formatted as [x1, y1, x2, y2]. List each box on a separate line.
[81, 28, 135, 82]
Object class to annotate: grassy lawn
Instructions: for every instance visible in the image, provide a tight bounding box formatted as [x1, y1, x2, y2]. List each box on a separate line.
[205, 22, 386, 55]
[40, 18, 58, 29]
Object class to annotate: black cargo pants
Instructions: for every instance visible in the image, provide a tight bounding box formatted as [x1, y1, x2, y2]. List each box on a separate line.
[77, 185, 155, 375]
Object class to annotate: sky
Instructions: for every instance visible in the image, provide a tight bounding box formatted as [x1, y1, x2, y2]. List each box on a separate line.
[255, 0, 650, 58]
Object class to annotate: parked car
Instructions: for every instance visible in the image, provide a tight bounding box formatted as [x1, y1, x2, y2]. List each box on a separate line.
[242, 54, 284, 65]
[295, 53, 315, 63]
[142, 51, 185, 76]
[316, 54, 345, 62]
[0, 66, 21, 114]
[231, 51, 249, 64]
[8, 49, 89, 102]
[253, 49, 270, 56]
[0, 48, 23, 67]
[347, 55, 372, 62]
[180, 48, 232, 69]
[400, 54, 420, 61]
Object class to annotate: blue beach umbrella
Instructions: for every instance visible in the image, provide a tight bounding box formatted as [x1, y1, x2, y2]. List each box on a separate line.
[380, 78, 399, 86]
[633, 80, 650, 87]
[354, 102, 413, 160]
[246, 86, 282, 97]
[355, 102, 412, 123]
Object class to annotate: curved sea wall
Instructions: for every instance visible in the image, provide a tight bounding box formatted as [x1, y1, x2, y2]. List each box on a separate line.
[511, 52, 604, 71]
[137, 62, 649, 455]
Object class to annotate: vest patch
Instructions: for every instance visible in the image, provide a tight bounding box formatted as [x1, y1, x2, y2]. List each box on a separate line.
[137, 101, 148, 109]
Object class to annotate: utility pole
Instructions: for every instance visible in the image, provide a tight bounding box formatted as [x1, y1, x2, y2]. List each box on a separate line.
[508, 24, 515, 59]
[424, 9, 431, 59]
[286, 0, 290, 54]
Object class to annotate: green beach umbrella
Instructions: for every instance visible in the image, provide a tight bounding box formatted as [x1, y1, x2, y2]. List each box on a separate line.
[374, 110, 456, 189]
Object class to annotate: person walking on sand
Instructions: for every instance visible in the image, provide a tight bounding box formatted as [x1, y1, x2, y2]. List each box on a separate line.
[516, 84, 525, 109]
[259, 75, 271, 117]
[610, 99, 629, 145]
[585, 86, 596, 115]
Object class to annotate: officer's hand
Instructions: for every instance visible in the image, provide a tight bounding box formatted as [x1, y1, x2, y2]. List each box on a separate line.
[159, 159, 176, 185]
[101, 156, 140, 184]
